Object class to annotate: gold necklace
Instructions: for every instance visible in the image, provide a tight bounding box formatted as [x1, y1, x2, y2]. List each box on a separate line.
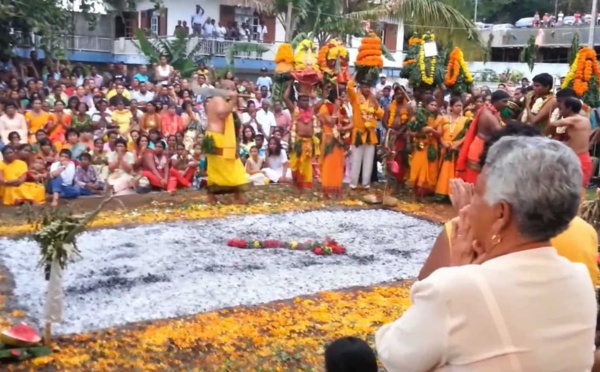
[448, 115, 459, 135]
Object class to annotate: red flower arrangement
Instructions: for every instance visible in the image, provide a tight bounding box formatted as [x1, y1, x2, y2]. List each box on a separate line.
[226, 237, 347, 256]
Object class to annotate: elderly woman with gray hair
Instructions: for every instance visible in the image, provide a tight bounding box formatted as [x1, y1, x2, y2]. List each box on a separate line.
[376, 136, 597, 371]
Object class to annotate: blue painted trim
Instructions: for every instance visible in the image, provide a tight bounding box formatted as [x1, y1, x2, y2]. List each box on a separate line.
[15, 47, 402, 74]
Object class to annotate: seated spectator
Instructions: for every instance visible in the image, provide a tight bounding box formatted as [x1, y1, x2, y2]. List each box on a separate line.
[128, 129, 140, 153]
[148, 129, 161, 149]
[169, 143, 196, 189]
[161, 103, 183, 136]
[7, 131, 22, 149]
[262, 137, 291, 183]
[48, 100, 71, 151]
[166, 134, 178, 157]
[30, 129, 49, 153]
[80, 127, 94, 151]
[90, 138, 109, 181]
[325, 337, 378, 372]
[246, 146, 267, 186]
[376, 137, 596, 370]
[48, 149, 80, 206]
[0, 102, 27, 147]
[106, 138, 136, 195]
[254, 133, 266, 159]
[191, 142, 207, 190]
[72, 102, 92, 132]
[141, 139, 172, 191]
[0, 146, 46, 205]
[271, 127, 289, 153]
[37, 138, 56, 169]
[63, 128, 87, 160]
[240, 125, 256, 160]
[91, 99, 112, 139]
[112, 99, 133, 137]
[27, 156, 48, 185]
[75, 152, 104, 195]
[103, 131, 118, 153]
[141, 102, 161, 133]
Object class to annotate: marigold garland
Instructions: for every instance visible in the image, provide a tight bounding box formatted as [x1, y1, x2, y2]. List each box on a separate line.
[387, 100, 409, 128]
[444, 47, 473, 95]
[562, 46, 600, 107]
[355, 33, 384, 68]
[226, 237, 347, 255]
[418, 32, 436, 86]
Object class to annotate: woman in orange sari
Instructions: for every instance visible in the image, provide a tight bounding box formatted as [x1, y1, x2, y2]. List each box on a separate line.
[319, 87, 352, 199]
[435, 98, 470, 199]
[25, 98, 51, 144]
[0, 146, 46, 205]
[408, 97, 444, 197]
[47, 100, 71, 152]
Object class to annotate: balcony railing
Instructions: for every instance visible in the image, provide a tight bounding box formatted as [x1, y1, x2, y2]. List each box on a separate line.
[481, 26, 600, 47]
[14, 32, 114, 53]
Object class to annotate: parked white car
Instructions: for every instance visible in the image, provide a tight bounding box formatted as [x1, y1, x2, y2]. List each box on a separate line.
[492, 23, 514, 31]
[476, 22, 493, 30]
[515, 17, 534, 28]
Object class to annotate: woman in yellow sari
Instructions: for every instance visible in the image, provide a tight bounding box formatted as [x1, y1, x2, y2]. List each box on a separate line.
[24, 98, 51, 144]
[0, 146, 46, 205]
[408, 97, 444, 197]
[435, 98, 470, 199]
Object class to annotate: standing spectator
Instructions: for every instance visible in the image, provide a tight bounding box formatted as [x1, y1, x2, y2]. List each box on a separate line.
[0, 102, 27, 145]
[216, 22, 227, 40]
[175, 20, 183, 34]
[273, 101, 291, 140]
[557, 11, 564, 26]
[533, 11, 541, 27]
[88, 66, 103, 88]
[542, 13, 549, 27]
[191, 5, 206, 36]
[49, 149, 80, 206]
[375, 74, 388, 94]
[575, 11, 581, 25]
[204, 18, 216, 38]
[155, 55, 174, 86]
[256, 67, 272, 91]
[75, 152, 104, 195]
[257, 20, 268, 43]
[181, 21, 190, 36]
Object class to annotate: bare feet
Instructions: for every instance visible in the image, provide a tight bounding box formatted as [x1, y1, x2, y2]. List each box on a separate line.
[207, 193, 218, 205]
[51, 199, 58, 207]
[233, 192, 248, 205]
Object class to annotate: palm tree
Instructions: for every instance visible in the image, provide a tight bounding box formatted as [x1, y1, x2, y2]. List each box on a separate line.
[134, 28, 209, 77]
[349, 0, 481, 56]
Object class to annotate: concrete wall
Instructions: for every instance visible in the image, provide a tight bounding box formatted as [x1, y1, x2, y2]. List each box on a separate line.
[467, 61, 570, 80]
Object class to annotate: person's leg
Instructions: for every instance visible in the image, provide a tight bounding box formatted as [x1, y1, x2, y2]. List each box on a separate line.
[60, 184, 81, 199]
[169, 168, 191, 188]
[350, 145, 364, 188]
[166, 174, 177, 192]
[49, 177, 62, 206]
[79, 187, 92, 196]
[142, 170, 164, 188]
[361, 145, 375, 188]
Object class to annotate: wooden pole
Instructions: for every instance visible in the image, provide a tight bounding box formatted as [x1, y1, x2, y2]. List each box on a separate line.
[44, 322, 51, 346]
[285, 1, 294, 43]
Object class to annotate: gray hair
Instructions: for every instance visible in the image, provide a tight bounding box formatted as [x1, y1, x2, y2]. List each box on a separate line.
[484, 136, 582, 241]
[262, 98, 271, 106]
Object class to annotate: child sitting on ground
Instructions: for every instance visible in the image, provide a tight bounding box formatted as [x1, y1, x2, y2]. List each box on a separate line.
[191, 142, 207, 190]
[325, 337, 378, 372]
[28, 156, 48, 185]
[246, 146, 267, 186]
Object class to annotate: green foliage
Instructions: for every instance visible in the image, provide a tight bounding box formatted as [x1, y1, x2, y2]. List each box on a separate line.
[568, 33, 580, 66]
[407, 107, 430, 132]
[0, 0, 162, 61]
[134, 28, 210, 78]
[519, 35, 537, 72]
[225, 42, 270, 68]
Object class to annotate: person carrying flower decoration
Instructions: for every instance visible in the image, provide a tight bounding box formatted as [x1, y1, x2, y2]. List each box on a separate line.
[444, 47, 474, 96]
[382, 85, 413, 189]
[349, 32, 385, 190]
[520, 73, 556, 133]
[318, 84, 352, 199]
[434, 97, 471, 200]
[456, 90, 508, 184]
[407, 97, 444, 196]
[272, 43, 295, 102]
[562, 46, 600, 108]
[204, 80, 249, 204]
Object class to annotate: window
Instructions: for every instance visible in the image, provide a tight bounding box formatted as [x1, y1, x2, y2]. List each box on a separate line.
[151, 15, 159, 34]
[234, 7, 260, 41]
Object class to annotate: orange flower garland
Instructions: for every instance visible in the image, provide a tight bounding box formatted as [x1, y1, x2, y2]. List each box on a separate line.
[274, 43, 294, 64]
[408, 37, 422, 47]
[564, 47, 600, 97]
[318, 46, 328, 69]
[444, 48, 461, 86]
[356, 33, 384, 68]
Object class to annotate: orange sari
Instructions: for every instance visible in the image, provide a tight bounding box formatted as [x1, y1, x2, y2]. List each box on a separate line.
[408, 115, 443, 196]
[47, 112, 71, 152]
[24, 111, 51, 144]
[435, 116, 468, 198]
[319, 102, 345, 196]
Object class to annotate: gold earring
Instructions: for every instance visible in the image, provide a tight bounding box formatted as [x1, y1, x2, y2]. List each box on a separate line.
[491, 234, 502, 246]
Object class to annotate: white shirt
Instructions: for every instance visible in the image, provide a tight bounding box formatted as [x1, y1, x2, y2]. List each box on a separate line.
[50, 161, 77, 186]
[131, 90, 154, 103]
[257, 25, 267, 42]
[191, 13, 204, 25]
[256, 76, 272, 90]
[375, 82, 388, 93]
[240, 112, 261, 134]
[376, 247, 596, 372]
[204, 23, 215, 36]
[256, 109, 277, 137]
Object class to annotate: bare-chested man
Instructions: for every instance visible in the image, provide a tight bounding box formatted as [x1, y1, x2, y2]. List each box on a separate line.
[204, 79, 248, 204]
[521, 73, 556, 131]
[283, 81, 319, 190]
[456, 90, 508, 184]
[548, 96, 593, 188]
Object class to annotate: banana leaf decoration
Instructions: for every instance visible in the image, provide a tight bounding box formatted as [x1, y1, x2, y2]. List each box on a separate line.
[519, 35, 537, 72]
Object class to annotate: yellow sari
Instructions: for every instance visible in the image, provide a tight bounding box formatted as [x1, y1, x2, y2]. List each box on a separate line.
[409, 115, 443, 196]
[25, 111, 51, 144]
[0, 160, 46, 205]
[435, 116, 468, 198]
[206, 113, 248, 194]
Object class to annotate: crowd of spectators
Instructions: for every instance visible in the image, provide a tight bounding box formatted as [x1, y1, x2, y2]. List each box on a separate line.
[0, 54, 284, 206]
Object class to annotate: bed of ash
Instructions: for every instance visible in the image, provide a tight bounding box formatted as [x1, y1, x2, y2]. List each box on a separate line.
[0, 209, 440, 335]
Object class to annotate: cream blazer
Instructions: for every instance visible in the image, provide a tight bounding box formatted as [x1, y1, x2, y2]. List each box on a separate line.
[376, 248, 597, 372]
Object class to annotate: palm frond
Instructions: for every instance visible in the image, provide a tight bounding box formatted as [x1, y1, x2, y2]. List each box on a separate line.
[381, 43, 395, 62]
[133, 28, 160, 63]
[291, 32, 311, 49]
[348, 0, 481, 56]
